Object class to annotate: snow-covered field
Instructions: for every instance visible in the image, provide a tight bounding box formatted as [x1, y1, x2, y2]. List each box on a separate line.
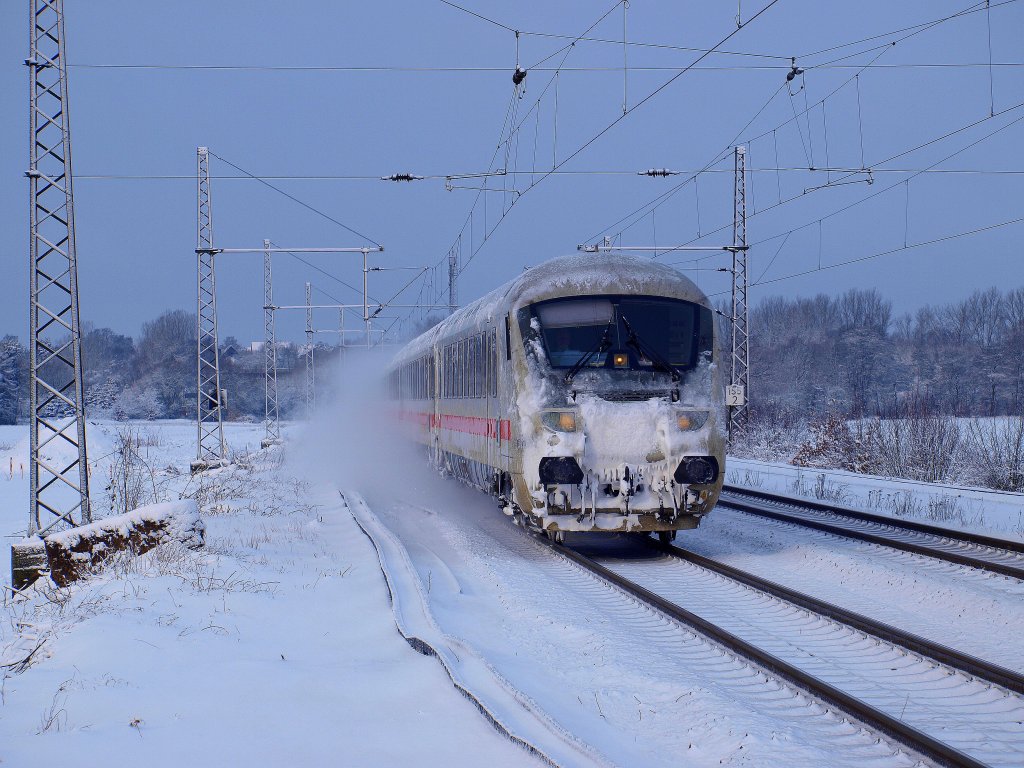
[1, 421, 536, 767]
[727, 456, 1024, 541]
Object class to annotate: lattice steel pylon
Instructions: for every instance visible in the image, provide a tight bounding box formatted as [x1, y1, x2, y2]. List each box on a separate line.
[26, 0, 91, 537]
[192, 147, 227, 472]
[305, 281, 315, 415]
[261, 239, 281, 448]
[728, 145, 750, 438]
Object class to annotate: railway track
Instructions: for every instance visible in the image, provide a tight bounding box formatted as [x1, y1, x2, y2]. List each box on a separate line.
[537, 532, 1024, 768]
[657, 539, 1024, 695]
[720, 484, 1024, 580]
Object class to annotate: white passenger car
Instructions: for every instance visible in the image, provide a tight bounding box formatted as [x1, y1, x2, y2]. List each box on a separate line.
[387, 253, 726, 542]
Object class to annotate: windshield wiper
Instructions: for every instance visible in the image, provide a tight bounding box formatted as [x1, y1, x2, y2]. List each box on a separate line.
[620, 314, 682, 383]
[563, 321, 614, 383]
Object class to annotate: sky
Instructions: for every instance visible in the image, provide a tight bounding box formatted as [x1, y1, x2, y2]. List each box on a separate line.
[1, 0, 1022, 345]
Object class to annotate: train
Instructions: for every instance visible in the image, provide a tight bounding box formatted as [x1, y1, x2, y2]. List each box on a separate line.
[386, 252, 726, 542]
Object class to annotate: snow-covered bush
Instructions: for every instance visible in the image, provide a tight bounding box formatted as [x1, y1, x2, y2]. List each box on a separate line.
[105, 424, 160, 515]
[111, 386, 163, 421]
[730, 402, 806, 463]
[792, 411, 860, 471]
[865, 409, 963, 483]
[967, 415, 1024, 491]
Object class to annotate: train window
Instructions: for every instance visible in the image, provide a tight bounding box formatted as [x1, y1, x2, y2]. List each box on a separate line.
[484, 332, 490, 398]
[504, 315, 512, 361]
[456, 339, 462, 398]
[490, 329, 498, 398]
[484, 333, 491, 398]
[482, 333, 490, 398]
[536, 298, 614, 329]
[471, 336, 478, 398]
[479, 334, 485, 398]
[480, 334, 486, 398]
[473, 335, 481, 398]
[525, 295, 712, 373]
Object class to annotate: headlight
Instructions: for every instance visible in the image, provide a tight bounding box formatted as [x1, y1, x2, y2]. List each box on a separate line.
[541, 411, 578, 432]
[676, 410, 709, 431]
[674, 456, 719, 485]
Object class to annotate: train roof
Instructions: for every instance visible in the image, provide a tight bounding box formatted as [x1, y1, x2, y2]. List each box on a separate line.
[392, 252, 709, 364]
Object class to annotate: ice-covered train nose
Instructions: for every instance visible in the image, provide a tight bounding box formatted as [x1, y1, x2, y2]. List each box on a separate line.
[582, 414, 664, 467]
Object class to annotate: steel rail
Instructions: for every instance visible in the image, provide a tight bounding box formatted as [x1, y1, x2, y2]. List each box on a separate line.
[721, 486, 1024, 580]
[534, 534, 986, 768]
[724, 484, 1024, 552]
[647, 538, 1024, 695]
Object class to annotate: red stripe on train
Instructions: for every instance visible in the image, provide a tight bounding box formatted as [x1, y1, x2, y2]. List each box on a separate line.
[398, 410, 511, 441]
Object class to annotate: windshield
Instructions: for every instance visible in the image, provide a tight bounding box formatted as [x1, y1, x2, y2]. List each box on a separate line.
[522, 295, 713, 372]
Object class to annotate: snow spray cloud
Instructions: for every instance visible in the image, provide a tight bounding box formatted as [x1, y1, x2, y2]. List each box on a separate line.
[286, 347, 451, 504]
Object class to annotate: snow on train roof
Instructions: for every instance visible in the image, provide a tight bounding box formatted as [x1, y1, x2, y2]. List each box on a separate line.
[392, 252, 708, 364]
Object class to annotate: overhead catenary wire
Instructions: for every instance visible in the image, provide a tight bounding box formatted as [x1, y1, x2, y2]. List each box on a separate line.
[796, 0, 1018, 60]
[77, 0, 1009, 72]
[739, 215, 1023, 292]
[66, 0, 1022, 328]
[428, 0, 629, 303]
[71, 166, 1024, 182]
[456, 0, 785, 278]
[582, 50, 1024, 257]
[65, 61, 1024, 73]
[662, 105, 1024, 268]
[270, 241, 386, 306]
[665, 107, 1024, 291]
[209, 151, 382, 247]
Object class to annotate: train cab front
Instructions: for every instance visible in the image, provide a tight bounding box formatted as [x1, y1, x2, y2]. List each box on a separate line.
[514, 292, 726, 535]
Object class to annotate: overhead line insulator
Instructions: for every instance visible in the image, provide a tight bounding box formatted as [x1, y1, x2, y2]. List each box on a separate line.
[382, 173, 424, 182]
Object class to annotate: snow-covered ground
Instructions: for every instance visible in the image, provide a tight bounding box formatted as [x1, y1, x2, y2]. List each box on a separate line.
[1, 421, 537, 767]
[4, 404, 1024, 766]
[727, 457, 1024, 541]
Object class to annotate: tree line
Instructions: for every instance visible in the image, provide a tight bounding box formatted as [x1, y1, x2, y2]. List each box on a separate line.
[729, 285, 1024, 492]
[0, 310, 315, 425]
[741, 285, 1024, 421]
[1, 285, 1021, 429]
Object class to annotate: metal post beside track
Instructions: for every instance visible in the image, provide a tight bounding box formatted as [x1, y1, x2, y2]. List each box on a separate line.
[261, 239, 281, 448]
[192, 147, 228, 473]
[14, 0, 93, 589]
[728, 145, 750, 439]
[447, 235, 460, 316]
[305, 281, 315, 414]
